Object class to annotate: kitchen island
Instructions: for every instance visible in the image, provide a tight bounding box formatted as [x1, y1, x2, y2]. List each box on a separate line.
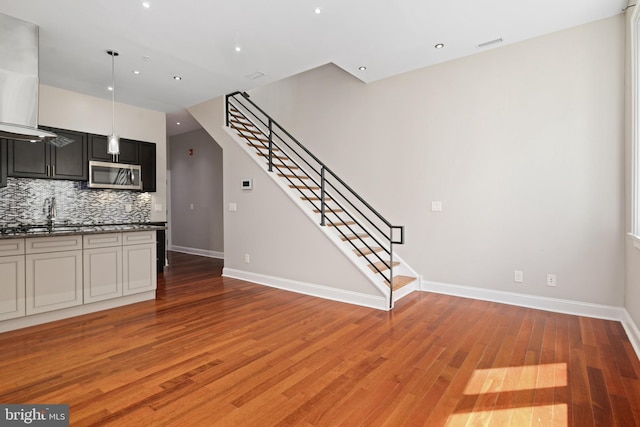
[0, 223, 165, 333]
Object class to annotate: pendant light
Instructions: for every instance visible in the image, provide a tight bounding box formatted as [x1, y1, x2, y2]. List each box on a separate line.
[106, 50, 120, 155]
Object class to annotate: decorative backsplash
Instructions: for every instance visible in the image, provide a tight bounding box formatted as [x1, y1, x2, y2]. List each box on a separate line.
[0, 178, 151, 226]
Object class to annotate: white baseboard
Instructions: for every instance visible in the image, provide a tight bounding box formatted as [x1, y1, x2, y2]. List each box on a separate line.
[170, 245, 224, 259]
[0, 291, 156, 333]
[422, 279, 640, 361]
[223, 268, 388, 310]
[622, 310, 640, 360]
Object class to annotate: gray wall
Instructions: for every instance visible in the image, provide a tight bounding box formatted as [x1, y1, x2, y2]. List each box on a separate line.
[191, 16, 625, 306]
[169, 128, 224, 255]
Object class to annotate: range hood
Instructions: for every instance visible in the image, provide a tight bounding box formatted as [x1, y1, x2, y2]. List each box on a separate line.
[0, 12, 56, 142]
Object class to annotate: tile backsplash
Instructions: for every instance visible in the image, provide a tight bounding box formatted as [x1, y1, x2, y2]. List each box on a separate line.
[0, 178, 151, 225]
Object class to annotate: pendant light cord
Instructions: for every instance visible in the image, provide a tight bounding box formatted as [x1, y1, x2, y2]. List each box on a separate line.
[111, 51, 116, 135]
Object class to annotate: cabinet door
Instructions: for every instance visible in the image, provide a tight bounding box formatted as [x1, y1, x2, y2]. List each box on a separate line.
[118, 139, 139, 164]
[83, 246, 122, 303]
[139, 141, 156, 192]
[0, 255, 26, 321]
[26, 250, 83, 315]
[123, 243, 157, 295]
[89, 135, 138, 164]
[0, 139, 7, 187]
[49, 128, 88, 180]
[88, 135, 111, 162]
[7, 139, 49, 178]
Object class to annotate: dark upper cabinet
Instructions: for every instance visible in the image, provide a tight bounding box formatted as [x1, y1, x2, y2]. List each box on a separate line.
[0, 140, 7, 188]
[89, 135, 138, 164]
[7, 128, 87, 181]
[139, 141, 156, 192]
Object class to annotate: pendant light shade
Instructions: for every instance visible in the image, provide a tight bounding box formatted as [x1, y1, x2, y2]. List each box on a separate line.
[107, 50, 120, 155]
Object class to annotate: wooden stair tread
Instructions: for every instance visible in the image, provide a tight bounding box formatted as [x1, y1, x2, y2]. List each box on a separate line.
[387, 275, 417, 290]
[368, 261, 400, 273]
[279, 173, 309, 179]
[249, 143, 280, 152]
[290, 185, 320, 190]
[230, 120, 255, 129]
[314, 208, 344, 213]
[340, 234, 369, 241]
[354, 247, 384, 257]
[301, 196, 332, 202]
[256, 152, 288, 160]
[328, 221, 356, 227]
[237, 133, 268, 143]
[271, 164, 299, 170]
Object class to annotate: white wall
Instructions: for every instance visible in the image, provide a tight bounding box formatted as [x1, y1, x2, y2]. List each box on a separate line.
[169, 128, 223, 254]
[244, 15, 626, 306]
[38, 85, 167, 222]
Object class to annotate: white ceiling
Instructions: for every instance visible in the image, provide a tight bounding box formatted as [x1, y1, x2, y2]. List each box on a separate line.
[0, 0, 626, 136]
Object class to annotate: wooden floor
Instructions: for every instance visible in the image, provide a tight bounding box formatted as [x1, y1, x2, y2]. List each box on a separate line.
[1, 251, 639, 426]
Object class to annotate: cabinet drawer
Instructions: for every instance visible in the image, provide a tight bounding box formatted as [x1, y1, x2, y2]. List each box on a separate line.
[26, 235, 83, 254]
[123, 231, 156, 245]
[0, 239, 25, 256]
[84, 232, 123, 249]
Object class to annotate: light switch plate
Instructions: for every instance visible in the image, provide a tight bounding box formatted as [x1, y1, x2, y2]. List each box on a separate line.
[229, 202, 237, 212]
[154, 203, 162, 212]
[431, 201, 442, 212]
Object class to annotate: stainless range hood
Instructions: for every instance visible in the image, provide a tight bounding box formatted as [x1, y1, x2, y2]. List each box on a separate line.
[0, 12, 56, 142]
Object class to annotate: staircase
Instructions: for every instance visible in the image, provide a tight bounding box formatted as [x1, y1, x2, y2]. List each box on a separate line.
[225, 92, 418, 309]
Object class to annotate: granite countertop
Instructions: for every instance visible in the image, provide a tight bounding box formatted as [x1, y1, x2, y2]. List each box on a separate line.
[0, 222, 166, 240]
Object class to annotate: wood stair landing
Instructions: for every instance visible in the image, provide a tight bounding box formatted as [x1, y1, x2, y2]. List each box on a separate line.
[387, 275, 417, 290]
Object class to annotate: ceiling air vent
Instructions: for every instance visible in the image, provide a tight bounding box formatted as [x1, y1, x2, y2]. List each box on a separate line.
[476, 38, 503, 49]
[245, 71, 265, 80]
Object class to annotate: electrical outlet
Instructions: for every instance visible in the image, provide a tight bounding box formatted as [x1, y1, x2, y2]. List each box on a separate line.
[514, 270, 524, 283]
[244, 254, 250, 263]
[229, 202, 237, 212]
[190, 203, 194, 210]
[431, 201, 442, 212]
[547, 274, 557, 287]
[124, 204, 132, 213]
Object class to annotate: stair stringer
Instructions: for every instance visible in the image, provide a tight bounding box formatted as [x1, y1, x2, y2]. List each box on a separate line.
[223, 124, 418, 308]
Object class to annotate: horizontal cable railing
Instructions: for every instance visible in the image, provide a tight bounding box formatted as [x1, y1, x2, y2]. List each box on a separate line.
[226, 91, 404, 307]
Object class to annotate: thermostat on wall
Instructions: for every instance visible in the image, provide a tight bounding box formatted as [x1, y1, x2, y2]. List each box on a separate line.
[241, 179, 253, 190]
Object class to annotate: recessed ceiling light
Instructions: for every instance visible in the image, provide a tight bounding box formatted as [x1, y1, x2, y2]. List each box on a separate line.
[142, 2, 151, 8]
[177, 122, 181, 125]
[133, 70, 140, 75]
[314, 7, 322, 14]
[435, 43, 445, 49]
[173, 76, 182, 81]
[107, 86, 113, 91]
[235, 46, 242, 52]
[358, 66, 367, 71]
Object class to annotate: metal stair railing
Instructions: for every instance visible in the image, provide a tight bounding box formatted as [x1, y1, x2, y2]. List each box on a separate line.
[226, 91, 404, 308]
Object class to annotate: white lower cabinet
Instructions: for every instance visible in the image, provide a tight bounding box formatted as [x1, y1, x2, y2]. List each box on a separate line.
[1, 230, 158, 329]
[123, 241, 157, 295]
[0, 240, 26, 321]
[83, 233, 123, 303]
[84, 246, 123, 303]
[26, 241, 83, 315]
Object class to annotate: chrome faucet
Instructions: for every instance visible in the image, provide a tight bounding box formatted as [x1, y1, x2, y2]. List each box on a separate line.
[46, 197, 57, 226]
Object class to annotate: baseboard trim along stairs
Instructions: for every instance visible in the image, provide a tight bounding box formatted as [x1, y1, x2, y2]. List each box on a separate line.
[224, 92, 419, 309]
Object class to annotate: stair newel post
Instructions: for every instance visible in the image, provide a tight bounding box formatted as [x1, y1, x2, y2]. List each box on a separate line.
[225, 94, 231, 127]
[268, 119, 274, 172]
[320, 166, 326, 226]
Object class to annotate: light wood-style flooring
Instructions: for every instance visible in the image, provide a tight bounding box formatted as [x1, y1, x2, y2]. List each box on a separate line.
[0, 251, 639, 426]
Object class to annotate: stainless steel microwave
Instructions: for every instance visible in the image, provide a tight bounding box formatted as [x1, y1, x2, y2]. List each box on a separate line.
[88, 161, 142, 190]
